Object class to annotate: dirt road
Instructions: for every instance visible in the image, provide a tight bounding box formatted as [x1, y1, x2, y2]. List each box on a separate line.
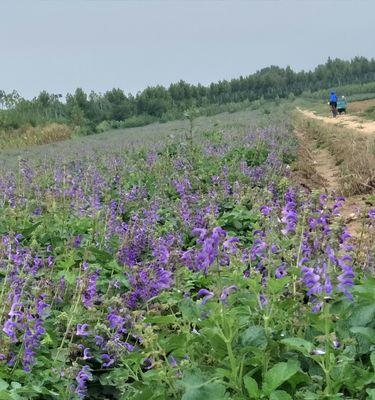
[294, 106, 375, 237]
[296, 107, 375, 135]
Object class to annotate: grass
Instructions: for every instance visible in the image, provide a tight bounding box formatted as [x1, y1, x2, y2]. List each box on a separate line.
[0, 102, 290, 170]
[294, 114, 375, 195]
[0, 123, 72, 150]
[0, 101, 374, 399]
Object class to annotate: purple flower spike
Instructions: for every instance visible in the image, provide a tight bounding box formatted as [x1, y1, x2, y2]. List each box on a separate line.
[143, 357, 153, 370]
[260, 205, 272, 216]
[281, 189, 298, 235]
[301, 266, 321, 297]
[76, 324, 89, 337]
[220, 285, 237, 303]
[95, 335, 105, 347]
[101, 353, 115, 368]
[197, 289, 214, 305]
[75, 365, 92, 398]
[3, 319, 17, 342]
[275, 262, 287, 279]
[83, 348, 92, 360]
[82, 270, 100, 309]
[223, 237, 239, 254]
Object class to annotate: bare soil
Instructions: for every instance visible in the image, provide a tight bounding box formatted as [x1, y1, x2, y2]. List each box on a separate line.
[297, 107, 375, 135]
[348, 98, 375, 114]
[294, 112, 374, 237]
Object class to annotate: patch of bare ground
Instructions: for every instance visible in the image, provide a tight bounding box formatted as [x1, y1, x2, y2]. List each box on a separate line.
[296, 107, 375, 135]
[293, 113, 375, 239]
[348, 98, 375, 114]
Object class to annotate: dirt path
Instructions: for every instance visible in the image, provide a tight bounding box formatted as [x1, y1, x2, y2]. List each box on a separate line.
[296, 107, 375, 135]
[294, 127, 367, 236]
[294, 129, 340, 193]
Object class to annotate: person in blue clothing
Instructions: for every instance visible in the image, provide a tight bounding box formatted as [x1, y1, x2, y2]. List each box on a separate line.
[329, 91, 337, 109]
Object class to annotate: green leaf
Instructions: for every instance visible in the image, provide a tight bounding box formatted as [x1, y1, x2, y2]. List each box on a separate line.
[371, 352, 375, 371]
[179, 299, 200, 323]
[262, 359, 300, 396]
[112, 273, 130, 289]
[57, 270, 76, 285]
[241, 326, 267, 350]
[200, 327, 227, 357]
[269, 390, 292, 400]
[287, 371, 310, 391]
[180, 371, 228, 400]
[350, 327, 375, 343]
[0, 379, 8, 391]
[19, 221, 42, 238]
[0, 391, 11, 400]
[87, 247, 113, 263]
[267, 278, 289, 295]
[243, 375, 259, 399]
[349, 304, 375, 327]
[163, 333, 188, 356]
[367, 388, 375, 400]
[143, 315, 177, 325]
[233, 220, 243, 230]
[281, 338, 314, 354]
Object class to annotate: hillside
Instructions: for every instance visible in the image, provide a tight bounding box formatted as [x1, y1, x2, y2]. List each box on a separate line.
[0, 99, 374, 399]
[1, 56, 375, 148]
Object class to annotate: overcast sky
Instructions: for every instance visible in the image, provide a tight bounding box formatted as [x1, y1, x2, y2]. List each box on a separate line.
[1, 0, 374, 99]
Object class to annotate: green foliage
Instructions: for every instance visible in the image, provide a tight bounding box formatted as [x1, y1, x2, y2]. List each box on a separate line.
[180, 371, 229, 400]
[363, 105, 375, 120]
[217, 206, 260, 240]
[0, 102, 374, 400]
[2, 56, 375, 142]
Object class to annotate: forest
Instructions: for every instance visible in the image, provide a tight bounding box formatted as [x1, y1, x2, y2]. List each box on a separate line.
[1, 56, 375, 134]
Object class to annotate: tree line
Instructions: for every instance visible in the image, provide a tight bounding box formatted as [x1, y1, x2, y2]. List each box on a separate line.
[1, 56, 375, 132]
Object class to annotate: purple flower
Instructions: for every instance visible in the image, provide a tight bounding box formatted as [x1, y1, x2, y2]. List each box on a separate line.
[7, 352, 16, 367]
[184, 227, 231, 272]
[127, 265, 172, 309]
[259, 293, 268, 307]
[260, 205, 272, 216]
[281, 189, 298, 235]
[301, 266, 321, 297]
[81, 261, 89, 271]
[76, 324, 89, 337]
[101, 353, 115, 368]
[197, 289, 214, 305]
[222, 237, 239, 254]
[82, 270, 100, 309]
[250, 237, 267, 260]
[3, 319, 17, 342]
[220, 285, 237, 303]
[152, 240, 170, 265]
[36, 294, 49, 316]
[143, 357, 153, 370]
[83, 348, 92, 360]
[311, 301, 323, 313]
[275, 262, 287, 279]
[73, 235, 82, 248]
[168, 355, 177, 367]
[124, 342, 135, 352]
[22, 318, 45, 372]
[107, 310, 125, 330]
[95, 335, 105, 347]
[75, 365, 92, 398]
[337, 254, 354, 299]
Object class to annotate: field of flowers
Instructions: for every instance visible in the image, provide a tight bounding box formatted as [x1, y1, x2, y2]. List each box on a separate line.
[0, 109, 374, 400]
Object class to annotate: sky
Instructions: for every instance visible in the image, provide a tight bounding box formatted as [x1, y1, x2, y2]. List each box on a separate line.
[1, 0, 374, 99]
